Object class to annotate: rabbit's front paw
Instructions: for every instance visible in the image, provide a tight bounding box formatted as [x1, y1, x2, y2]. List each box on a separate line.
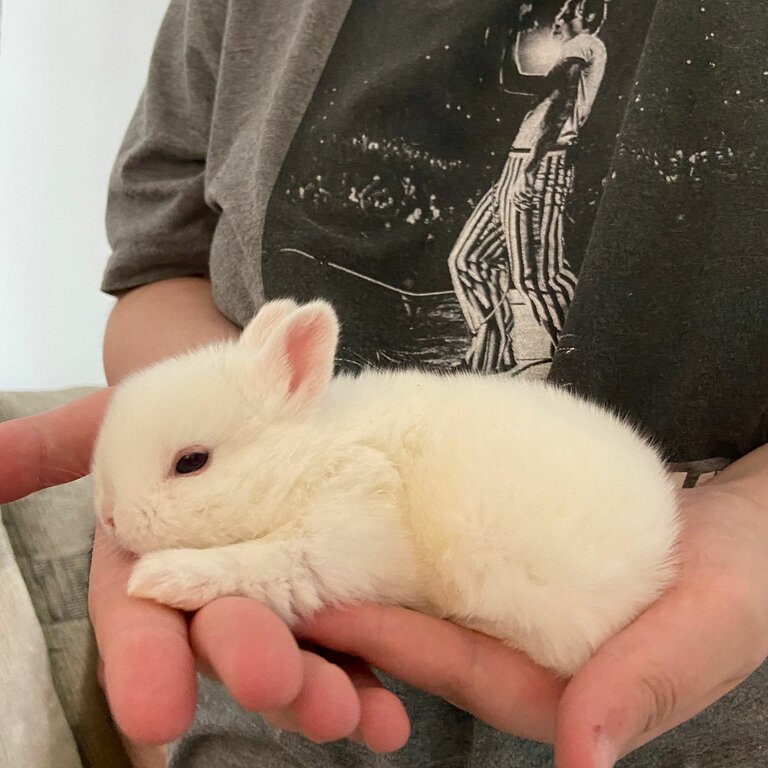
[128, 549, 235, 611]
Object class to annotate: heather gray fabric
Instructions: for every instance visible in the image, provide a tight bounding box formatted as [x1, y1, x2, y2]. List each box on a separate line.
[170, 664, 768, 768]
[103, 0, 353, 325]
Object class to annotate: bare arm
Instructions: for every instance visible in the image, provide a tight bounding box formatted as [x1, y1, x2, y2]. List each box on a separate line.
[521, 59, 582, 179]
[103, 276, 239, 384]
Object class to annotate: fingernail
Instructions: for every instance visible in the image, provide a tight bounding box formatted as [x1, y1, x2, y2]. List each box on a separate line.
[594, 735, 619, 768]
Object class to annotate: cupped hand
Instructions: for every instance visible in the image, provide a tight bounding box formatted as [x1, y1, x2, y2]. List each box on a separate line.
[8, 393, 767, 764]
[0, 390, 409, 753]
[555, 480, 768, 767]
[297, 474, 768, 767]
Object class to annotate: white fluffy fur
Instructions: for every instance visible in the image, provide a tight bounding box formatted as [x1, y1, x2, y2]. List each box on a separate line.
[91, 300, 681, 677]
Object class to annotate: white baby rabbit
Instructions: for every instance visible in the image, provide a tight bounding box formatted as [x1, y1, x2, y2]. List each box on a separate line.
[91, 299, 680, 676]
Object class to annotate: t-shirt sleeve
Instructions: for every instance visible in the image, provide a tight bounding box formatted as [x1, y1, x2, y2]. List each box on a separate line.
[101, 0, 226, 296]
[557, 34, 606, 69]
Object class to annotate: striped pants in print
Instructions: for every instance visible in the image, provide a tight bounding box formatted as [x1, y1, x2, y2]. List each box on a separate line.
[448, 148, 577, 374]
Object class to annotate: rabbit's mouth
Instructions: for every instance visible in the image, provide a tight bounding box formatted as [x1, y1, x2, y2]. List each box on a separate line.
[99, 522, 142, 563]
[106, 500, 167, 556]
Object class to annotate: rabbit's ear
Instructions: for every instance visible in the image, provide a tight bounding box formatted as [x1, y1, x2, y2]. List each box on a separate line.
[260, 301, 339, 406]
[240, 299, 299, 349]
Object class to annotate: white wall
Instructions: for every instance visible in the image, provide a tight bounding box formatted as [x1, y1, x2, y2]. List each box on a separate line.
[0, 0, 168, 390]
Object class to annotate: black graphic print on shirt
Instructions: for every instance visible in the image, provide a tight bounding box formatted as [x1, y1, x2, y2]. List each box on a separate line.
[261, 0, 652, 376]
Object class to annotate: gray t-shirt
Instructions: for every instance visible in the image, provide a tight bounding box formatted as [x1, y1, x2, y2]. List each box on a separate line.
[103, 0, 768, 466]
[102, 1, 768, 765]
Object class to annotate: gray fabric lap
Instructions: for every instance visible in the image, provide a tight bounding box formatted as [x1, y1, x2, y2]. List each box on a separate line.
[168, 661, 768, 767]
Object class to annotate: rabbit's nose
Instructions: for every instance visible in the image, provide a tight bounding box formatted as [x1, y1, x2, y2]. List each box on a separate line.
[95, 485, 116, 529]
[98, 500, 115, 529]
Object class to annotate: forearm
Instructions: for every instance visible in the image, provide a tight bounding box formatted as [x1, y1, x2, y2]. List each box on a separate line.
[524, 61, 581, 172]
[525, 96, 571, 170]
[103, 276, 240, 385]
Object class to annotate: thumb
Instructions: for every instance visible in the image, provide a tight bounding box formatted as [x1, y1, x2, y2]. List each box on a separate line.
[552, 577, 742, 768]
[0, 387, 112, 502]
[553, 653, 660, 768]
[553, 585, 694, 768]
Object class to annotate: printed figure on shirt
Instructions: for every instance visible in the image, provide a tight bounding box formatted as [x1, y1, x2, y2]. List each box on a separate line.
[448, 0, 608, 375]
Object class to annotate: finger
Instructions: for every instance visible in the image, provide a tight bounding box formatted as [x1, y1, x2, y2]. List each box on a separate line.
[350, 675, 411, 752]
[554, 579, 759, 768]
[0, 388, 112, 502]
[354, 686, 410, 753]
[89, 524, 197, 745]
[316, 650, 411, 753]
[263, 647, 410, 752]
[296, 603, 564, 743]
[262, 650, 361, 743]
[188, 596, 303, 712]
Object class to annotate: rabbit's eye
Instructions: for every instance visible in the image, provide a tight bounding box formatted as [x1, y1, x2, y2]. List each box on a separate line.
[174, 451, 209, 475]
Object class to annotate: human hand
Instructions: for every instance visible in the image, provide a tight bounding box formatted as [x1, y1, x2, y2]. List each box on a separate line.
[555, 479, 768, 766]
[8, 393, 766, 762]
[0, 390, 410, 753]
[297, 477, 768, 767]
